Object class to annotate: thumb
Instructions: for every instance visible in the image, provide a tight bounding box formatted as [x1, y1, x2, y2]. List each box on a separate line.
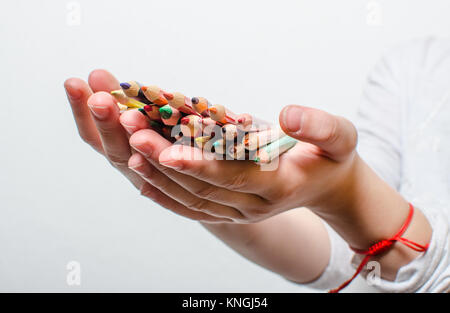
[279, 105, 357, 161]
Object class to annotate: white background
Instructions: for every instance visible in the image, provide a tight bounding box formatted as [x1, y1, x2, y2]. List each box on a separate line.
[0, 0, 449, 292]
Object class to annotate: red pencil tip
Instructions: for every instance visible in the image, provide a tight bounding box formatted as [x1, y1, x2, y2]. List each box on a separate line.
[163, 92, 173, 100]
[141, 86, 148, 91]
[237, 117, 245, 123]
[180, 117, 190, 125]
[144, 105, 152, 112]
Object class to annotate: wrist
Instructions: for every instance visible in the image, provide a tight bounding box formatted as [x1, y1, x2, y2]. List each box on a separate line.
[311, 154, 414, 249]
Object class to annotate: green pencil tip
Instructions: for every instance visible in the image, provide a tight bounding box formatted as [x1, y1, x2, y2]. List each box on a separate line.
[254, 157, 260, 163]
[138, 108, 148, 116]
[159, 106, 173, 119]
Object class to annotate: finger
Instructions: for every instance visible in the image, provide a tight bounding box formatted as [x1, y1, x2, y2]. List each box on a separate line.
[140, 183, 232, 224]
[157, 144, 276, 194]
[279, 105, 357, 161]
[64, 78, 103, 153]
[129, 153, 244, 220]
[129, 129, 273, 194]
[119, 109, 149, 135]
[130, 151, 267, 214]
[87, 91, 131, 168]
[126, 128, 267, 209]
[88, 69, 120, 93]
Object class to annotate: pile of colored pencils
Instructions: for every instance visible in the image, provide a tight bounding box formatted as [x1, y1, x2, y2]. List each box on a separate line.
[111, 81, 297, 163]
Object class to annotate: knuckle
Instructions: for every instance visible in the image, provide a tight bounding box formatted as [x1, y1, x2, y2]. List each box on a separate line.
[247, 206, 270, 219]
[80, 133, 100, 149]
[223, 172, 249, 191]
[193, 185, 217, 200]
[324, 117, 339, 144]
[140, 184, 156, 199]
[152, 176, 171, 192]
[107, 155, 129, 168]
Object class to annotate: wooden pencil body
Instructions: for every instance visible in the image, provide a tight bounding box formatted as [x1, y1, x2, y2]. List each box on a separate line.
[245, 128, 285, 150]
[180, 115, 202, 138]
[254, 135, 297, 163]
[165, 92, 198, 115]
[209, 104, 238, 124]
[191, 97, 210, 117]
[142, 85, 169, 105]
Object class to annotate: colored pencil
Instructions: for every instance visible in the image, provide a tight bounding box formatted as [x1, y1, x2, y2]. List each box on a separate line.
[117, 103, 128, 112]
[244, 127, 285, 150]
[120, 81, 152, 104]
[191, 97, 211, 117]
[236, 113, 253, 131]
[209, 104, 238, 124]
[221, 123, 238, 140]
[111, 90, 145, 109]
[212, 139, 227, 155]
[200, 117, 221, 136]
[141, 85, 169, 105]
[180, 115, 202, 138]
[226, 142, 245, 160]
[253, 135, 297, 163]
[194, 135, 212, 150]
[137, 105, 161, 121]
[164, 92, 199, 115]
[159, 104, 182, 126]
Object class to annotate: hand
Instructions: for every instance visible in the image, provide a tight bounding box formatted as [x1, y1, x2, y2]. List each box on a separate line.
[121, 104, 359, 223]
[64, 69, 146, 189]
[64, 70, 234, 223]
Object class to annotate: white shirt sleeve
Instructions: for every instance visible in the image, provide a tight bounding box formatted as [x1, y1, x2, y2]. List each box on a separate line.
[305, 39, 450, 292]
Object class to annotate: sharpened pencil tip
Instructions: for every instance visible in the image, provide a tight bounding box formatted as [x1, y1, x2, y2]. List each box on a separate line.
[120, 82, 131, 89]
[141, 86, 147, 92]
[191, 97, 199, 104]
[209, 107, 217, 114]
[159, 106, 172, 119]
[180, 117, 190, 125]
[144, 105, 152, 112]
[254, 157, 260, 163]
[163, 92, 173, 100]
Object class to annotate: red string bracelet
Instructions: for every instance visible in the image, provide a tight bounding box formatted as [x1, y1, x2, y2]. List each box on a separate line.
[328, 203, 429, 293]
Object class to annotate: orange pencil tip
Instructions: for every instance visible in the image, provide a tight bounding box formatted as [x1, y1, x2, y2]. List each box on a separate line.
[163, 92, 174, 100]
[209, 107, 217, 114]
[141, 86, 148, 91]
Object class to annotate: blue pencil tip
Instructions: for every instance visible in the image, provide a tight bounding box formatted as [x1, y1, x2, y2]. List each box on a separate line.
[120, 82, 131, 89]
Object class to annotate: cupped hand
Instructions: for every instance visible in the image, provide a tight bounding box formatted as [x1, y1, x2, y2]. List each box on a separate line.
[121, 104, 359, 223]
[64, 70, 233, 223]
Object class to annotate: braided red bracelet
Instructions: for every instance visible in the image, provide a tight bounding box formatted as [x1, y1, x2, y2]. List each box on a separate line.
[329, 203, 429, 293]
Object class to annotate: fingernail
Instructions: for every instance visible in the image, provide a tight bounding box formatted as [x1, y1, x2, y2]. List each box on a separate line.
[121, 123, 137, 135]
[282, 106, 303, 132]
[88, 104, 109, 120]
